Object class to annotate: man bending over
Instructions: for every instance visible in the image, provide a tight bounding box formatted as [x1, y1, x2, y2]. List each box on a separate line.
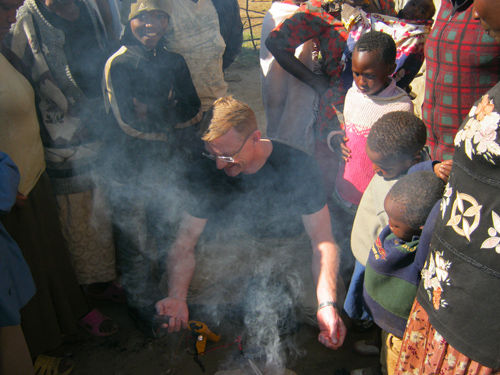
[156, 96, 346, 350]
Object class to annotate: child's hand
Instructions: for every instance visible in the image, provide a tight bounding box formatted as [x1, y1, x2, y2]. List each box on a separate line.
[329, 133, 351, 161]
[15, 191, 27, 208]
[434, 160, 453, 183]
[167, 89, 178, 109]
[133, 98, 148, 122]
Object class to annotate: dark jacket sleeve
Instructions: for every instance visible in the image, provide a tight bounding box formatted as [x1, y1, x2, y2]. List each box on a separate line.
[172, 54, 202, 124]
[212, 0, 243, 71]
[108, 59, 140, 128]
[0, 152, 20, 214]
[408, 160, 439, 174]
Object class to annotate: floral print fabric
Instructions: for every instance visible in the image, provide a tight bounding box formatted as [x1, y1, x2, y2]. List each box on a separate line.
[343, 10, 433, 90]
[395, 300, 500, 375]
[455, 94, 500, 163]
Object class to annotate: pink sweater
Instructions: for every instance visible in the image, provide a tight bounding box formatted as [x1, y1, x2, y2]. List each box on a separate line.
[334, 79, 413, 207]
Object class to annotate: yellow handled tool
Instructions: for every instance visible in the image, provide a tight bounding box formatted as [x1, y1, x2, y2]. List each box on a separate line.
[188, 320, 220, 355]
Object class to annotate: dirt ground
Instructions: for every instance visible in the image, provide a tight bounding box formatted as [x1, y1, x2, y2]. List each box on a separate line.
[60, 297, 380, 375]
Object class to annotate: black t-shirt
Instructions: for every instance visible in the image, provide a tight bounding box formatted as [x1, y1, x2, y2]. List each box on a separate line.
[187, 141, 326, 239]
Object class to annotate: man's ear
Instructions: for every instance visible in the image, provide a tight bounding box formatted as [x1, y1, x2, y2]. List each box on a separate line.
[251, 130, 261, 144]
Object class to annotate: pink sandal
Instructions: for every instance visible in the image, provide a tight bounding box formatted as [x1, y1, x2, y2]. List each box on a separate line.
[78, 308, 119, 337]
[84, 281, 127, 304]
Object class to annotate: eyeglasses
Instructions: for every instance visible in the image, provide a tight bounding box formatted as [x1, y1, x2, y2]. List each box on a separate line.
[202, 132, 253, 163]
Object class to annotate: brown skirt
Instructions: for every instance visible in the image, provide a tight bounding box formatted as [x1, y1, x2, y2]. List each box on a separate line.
[0, 172, 89, 358]
[394, 300, 500, 375]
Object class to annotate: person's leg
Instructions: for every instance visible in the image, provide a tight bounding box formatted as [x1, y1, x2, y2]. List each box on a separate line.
[344, 261, 371, 321]
[1, 174, 90, 355]
[56, 187, 116, 286]
[385, 333, 403, 375]
[0, 325, 34, 375]
[56, 189, 118, 335]
[112, 192, 155, 309]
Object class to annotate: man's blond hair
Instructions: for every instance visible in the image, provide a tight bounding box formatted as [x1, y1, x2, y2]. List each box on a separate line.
[199, 96, 257, 142]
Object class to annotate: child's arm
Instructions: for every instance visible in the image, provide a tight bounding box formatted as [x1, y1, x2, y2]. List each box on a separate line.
[408, 160, 453, 183]
[105, 55, 167, 140]
[327, 131, 351, 161]
[108, 61, 145, 124]
[433, 160, 453, 183]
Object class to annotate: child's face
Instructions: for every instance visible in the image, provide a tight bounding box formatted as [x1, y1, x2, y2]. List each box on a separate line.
[366, 144, 418, 179]
[399, 0, 435, 20]
[352, 49, 395, 96]
[130, 10, 169, 49]
[384, 195, 421, 242]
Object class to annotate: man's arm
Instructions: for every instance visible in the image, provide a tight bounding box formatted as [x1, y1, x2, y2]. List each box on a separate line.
[265, 38, 330, 96]
[156, 212, 207, 332]
[214, 0, 243, 71]
[302, 205, 346, 350]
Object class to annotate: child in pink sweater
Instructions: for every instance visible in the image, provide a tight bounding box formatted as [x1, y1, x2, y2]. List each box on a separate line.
[328, 31, 413, 214]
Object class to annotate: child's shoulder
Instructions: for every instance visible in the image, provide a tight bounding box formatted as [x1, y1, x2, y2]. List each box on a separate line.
[106, 45, 136, 66]
[381, 228, 419, 254]
[159, 47, 188, 64]
[345, 84, 360, 97]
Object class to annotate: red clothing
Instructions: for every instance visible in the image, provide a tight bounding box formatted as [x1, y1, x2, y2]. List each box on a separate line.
[423, 0, 500, 160]
[266, 0, 348, 140]
[395, 300, 500, 374]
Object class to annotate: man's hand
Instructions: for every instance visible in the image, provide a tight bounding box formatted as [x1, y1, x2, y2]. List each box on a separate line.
[434, 160, 453, 182]
[155, 297, 189, 333]
[156, 213, 206, 333]
[317, 305, 346, 350]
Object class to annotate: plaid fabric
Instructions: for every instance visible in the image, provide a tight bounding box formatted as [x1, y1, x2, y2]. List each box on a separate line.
[422, 0, 500, 161]
[266, 0, 348, 140]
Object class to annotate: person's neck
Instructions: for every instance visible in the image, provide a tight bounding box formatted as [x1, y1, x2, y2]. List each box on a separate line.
[243, 139, 273, 175]
[371, 77, 392, 96]
[43, 0, 79, 21]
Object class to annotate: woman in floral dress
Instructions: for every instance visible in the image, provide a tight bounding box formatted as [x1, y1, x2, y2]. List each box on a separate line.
[394, 0, 500, 372]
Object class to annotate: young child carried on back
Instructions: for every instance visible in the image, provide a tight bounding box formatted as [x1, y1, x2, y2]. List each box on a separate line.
[363, 171, 445, 375]
[328, 31, 413, 215]
[103, 0, 201, 336]
[397, 0, 436, 21]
